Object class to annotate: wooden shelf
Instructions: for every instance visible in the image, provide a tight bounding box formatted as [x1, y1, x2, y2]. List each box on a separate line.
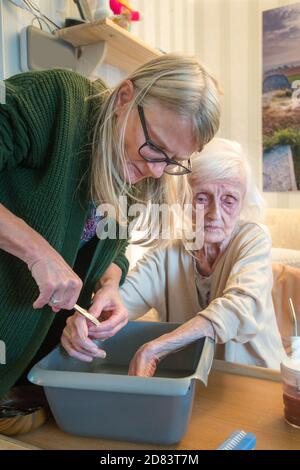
[55, 18, 162, 73]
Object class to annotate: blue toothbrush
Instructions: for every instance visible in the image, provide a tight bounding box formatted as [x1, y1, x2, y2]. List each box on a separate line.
[217, 430, 256, 450]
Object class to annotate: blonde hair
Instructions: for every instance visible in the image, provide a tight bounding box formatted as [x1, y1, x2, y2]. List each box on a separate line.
[188, 138, 265, 222]
[89, 54, 221, 239]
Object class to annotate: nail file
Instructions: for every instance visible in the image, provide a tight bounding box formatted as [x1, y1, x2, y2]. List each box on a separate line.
[74, 304, 101, 327]
[217, 430, 256, 450]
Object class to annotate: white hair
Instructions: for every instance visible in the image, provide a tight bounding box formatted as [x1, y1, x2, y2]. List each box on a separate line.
[188, 138, 265, 222]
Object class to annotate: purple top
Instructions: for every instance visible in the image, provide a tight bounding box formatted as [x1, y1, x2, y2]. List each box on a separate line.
[80, 202, 102, 248]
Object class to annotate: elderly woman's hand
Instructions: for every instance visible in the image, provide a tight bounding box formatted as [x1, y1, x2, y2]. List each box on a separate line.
[61, 311, 106, 362]
[87, 283, 128, 340]
[128, 341, 164, 377]
[128, 315, 215, 377]
[61, 282, 128, 362]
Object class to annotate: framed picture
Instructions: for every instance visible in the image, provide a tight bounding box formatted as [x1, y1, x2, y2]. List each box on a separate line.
[263, 3, 300, 191]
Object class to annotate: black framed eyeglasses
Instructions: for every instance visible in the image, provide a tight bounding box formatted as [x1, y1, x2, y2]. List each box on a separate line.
[137, 105, 192, 176]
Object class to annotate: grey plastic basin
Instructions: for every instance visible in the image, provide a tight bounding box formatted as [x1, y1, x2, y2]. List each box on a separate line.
[28, 321, 214, 445]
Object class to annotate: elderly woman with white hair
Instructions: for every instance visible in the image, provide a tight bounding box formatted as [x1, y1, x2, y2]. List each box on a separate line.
[65, 138, 285, 374]
[120, 138, 284, 375]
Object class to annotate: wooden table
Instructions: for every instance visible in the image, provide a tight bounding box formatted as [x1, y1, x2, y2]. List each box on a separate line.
[0, 435, 39, 450]
[4, 361, 300, 450]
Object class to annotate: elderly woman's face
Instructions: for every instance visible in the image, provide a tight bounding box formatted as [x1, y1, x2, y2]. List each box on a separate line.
[193, 178, 245, 244]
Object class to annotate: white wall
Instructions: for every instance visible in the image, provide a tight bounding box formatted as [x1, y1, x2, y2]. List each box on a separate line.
[1, 0, 300, 209]
[1, 0, 58, 78]
[0, 0, 125, 85]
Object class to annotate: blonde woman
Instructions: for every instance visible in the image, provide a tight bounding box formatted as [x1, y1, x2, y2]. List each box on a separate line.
[66, 139, 284, 371]
[0, 55, 220, 397]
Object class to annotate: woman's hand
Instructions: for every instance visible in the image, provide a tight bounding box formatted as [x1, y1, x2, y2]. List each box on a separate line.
[0, 203, 83, 313]
[87, 283, 128, 341]
[29, 254, 83, 313]
[61, 267, 128, 362]
[128, 316, 215, 377]
[61, 311, 107, 362]
[128, 341, 162, 377]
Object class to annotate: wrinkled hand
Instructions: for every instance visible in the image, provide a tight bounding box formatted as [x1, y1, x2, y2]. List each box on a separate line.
[61, 311, 106, 362]
[87, 285, 128, 341]
[128, 342, 162, 377]
[29, 254, 83, 313]
[128, 314, 215, 377]
[61, 284, 128, 362]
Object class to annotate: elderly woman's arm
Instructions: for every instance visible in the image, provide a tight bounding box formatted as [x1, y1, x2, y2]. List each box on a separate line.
[119, 247, 168, 320]
[129, 225, 273, 376]
[128, 315, 214, 376]
[197, 225, 273, 344]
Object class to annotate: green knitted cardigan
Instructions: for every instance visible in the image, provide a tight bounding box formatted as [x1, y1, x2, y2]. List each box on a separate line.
[0, 69, 129, 398]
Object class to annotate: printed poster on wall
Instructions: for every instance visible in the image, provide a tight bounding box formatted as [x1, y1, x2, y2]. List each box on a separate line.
[263, 3, 300, 191]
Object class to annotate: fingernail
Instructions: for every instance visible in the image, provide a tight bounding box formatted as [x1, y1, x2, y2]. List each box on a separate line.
[94, 350, 106, 358]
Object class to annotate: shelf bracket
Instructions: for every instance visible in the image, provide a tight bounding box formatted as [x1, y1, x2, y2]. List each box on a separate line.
[20, 26, 107, 76]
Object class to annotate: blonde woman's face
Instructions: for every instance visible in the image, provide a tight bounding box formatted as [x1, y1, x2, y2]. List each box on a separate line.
[118, 99, 198, 184]
[193, 178, 245, 244]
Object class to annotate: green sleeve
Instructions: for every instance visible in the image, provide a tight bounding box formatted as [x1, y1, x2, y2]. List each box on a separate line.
[0, 80, 31, 170]
[0, 69, 89, 172]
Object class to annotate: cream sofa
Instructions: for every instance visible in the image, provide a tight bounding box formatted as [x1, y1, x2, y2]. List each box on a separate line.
[266, 209, 300, 250]
[266, 209, 300, 271]
[265, 209, 300, 348]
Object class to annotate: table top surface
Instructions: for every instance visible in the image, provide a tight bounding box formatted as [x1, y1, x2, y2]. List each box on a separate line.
[3, 363, 300, 451]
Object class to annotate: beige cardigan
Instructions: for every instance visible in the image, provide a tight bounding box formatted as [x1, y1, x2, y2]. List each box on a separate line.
[120, 222, 285, 369]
